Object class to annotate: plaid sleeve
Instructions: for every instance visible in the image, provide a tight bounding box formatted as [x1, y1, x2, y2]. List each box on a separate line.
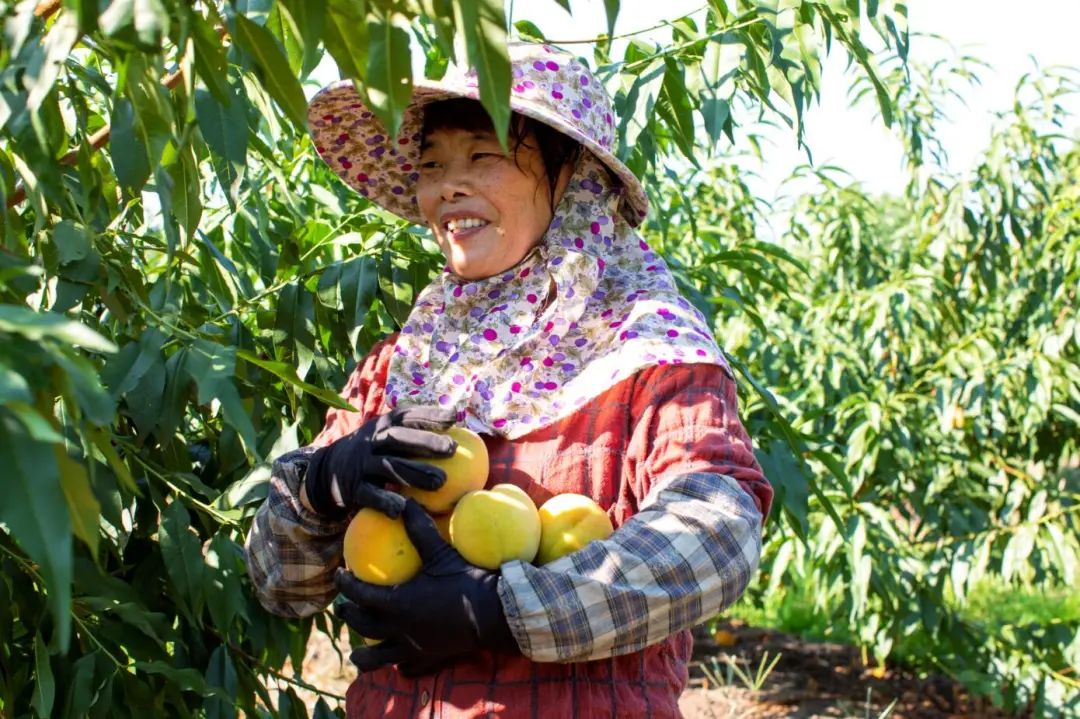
[497, 363, 767, 663]
[243, 447, 351, 618]
[243, 336, 399, 619]
[498, 472, 761, 662]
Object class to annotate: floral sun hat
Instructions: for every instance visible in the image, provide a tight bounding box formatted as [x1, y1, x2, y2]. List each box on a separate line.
[307, 42, 649, 227]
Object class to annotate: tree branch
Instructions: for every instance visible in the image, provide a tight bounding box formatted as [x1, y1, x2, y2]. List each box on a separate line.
[5, 22, 224, 210]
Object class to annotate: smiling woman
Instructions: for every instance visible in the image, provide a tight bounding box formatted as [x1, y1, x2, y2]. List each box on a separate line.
[245, 41, 773, 719]
[416, 99, 578, 281]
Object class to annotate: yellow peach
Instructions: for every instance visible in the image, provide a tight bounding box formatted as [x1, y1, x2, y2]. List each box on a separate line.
[342, 508, 421, 586]
[537, 493, 614, 565]
[402, 426, 489, 513]
[449, 484, 541, 570]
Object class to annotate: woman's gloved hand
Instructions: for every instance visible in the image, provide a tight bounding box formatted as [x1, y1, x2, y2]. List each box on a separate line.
[304, 406, 458, 519]
[333, 499, 519, 677]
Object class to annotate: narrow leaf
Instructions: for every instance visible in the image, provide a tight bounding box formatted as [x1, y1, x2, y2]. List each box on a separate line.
[0, 305, 117, 353]
[32, 633, 55, 717]
[233, 14, 307, 126]
[0, 415, 72, 649]
[56, 447, 101, 561]
[236, 350, 356, 410]
[454, 0, 511, 149]
[205, 645, 239, 719]
[322, 0, 369, 82]
[159, 500, 206, 623]
[366, 10, 413, 139]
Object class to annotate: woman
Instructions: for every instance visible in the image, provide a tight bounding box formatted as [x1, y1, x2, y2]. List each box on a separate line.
[245, 42, 772, 718]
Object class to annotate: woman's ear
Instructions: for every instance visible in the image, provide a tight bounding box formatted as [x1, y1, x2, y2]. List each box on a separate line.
[551, 156, 576, 210]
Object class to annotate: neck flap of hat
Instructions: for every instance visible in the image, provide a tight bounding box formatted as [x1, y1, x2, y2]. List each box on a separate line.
[383, 151, 729, 438]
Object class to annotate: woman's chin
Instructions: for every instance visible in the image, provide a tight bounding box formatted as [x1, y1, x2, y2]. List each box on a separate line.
[447, 247, 497, 281]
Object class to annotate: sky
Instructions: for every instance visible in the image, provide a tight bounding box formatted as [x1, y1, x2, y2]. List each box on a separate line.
[517, 0, 1080, 202]
[303, 1, 1080, 210]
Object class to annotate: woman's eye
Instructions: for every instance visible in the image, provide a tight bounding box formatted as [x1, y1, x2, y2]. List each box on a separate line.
[419, 160, 440, 170]
[472, 152, 500, 161]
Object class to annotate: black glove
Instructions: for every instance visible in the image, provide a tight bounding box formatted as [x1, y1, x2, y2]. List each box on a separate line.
[333, 499, 519, 677]
[304, 406, 458, 519]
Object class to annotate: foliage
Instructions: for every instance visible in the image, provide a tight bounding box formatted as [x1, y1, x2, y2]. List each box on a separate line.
[666, 61, 1080, 715]
[0, 0, 911, 716]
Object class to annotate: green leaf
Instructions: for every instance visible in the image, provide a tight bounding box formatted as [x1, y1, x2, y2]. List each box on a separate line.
[313, 698, 338, 719]
[454, 0, 511, 149]
[277, 0, 328, 77]
[123, 54, 173, 170]
[52, 351, 116, 426]
[109, 98, 151, 191]
[0, 305, 117, 354]
[56, 447, 101, 561]
[618, 57, 665, 153]
[87, 427, 138, 494]
[26, 14, 79, 114]
[190, 9, 233, 103]
[99, 0, 169, 48]
[379, 249, 434, 327]
[158, 499, 206, 623]
[659, 58, 698, 166]
[1001, 524, 1037, 583]
[513, 20, 546, 41]
[193, 85, 248, 163]
[133, 661, 229, 698]
[0, 365, 33, 405]
[756, 440, 808, 538]
[205, 645, 239, 719]
[0, 414, 71, 650]
[54, 221, 91, 265]
[278, 688, 308, 719]
[726, 354, 845, 534]
[322, 0, 369, 82]
[60, 652, 98, 719]
[79, 597, 171, 649]
[233, 14, 308, 127]
[700, 95, 731, 146]
[132, 0, 169, 47]
[32, 633, 55, 717]
[101, 329, 166, 437]
[4, 401, 65, 443]
[366, 10, 414, 139]
[186, 340, 258, 455]
[236, 350, 356, 410]
[334, 255, 379, 346]
[195, 87, 248, 205]
[164, 142, 203, 241]
[205, 534, 249, 635]
[603, 0, 620, 40]
[273, 282, 317, 380]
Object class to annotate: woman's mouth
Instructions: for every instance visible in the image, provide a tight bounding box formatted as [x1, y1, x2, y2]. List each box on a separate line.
[445, 217, 490, 240]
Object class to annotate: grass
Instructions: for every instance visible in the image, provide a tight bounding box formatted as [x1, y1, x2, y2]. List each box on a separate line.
[961, 580, 1080, 628]
[723, 577, 1080, 642]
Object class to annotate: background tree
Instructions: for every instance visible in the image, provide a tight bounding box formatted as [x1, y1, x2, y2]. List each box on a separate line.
[2, 0, 1076, 717]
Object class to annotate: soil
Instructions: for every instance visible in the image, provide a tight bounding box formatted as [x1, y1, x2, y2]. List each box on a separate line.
[265, 620, 1022, 718]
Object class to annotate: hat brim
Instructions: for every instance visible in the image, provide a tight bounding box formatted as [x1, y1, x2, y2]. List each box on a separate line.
[307, 79, 649, 227]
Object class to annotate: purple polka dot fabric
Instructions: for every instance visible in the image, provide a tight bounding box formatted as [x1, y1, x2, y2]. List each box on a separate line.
[383, 152, 729, 439]
[307, 42, 648, 227]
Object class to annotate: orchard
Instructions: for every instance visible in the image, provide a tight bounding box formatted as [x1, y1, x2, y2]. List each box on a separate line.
[0, 1, 1077, 717]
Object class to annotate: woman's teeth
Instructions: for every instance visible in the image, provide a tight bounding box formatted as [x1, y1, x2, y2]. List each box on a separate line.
[447, 218, 489, 232]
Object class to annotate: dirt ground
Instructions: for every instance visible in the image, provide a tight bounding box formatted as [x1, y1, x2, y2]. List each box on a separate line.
[266, 620, 1021, 718]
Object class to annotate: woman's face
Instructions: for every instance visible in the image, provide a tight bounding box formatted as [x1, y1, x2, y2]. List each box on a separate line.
[417, 125, 571, 281]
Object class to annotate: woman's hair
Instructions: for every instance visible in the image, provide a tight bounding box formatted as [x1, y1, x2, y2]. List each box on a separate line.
[420, 98, 582, 210]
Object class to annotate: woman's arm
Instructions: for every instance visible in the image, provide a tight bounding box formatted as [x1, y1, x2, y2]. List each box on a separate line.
[243, 336, 399, 618]
[497, 362, 770, 662]
[244, 447, 351, 618]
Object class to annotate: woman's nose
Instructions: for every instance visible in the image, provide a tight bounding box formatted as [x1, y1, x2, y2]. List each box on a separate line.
[439, 161, 474, 200]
